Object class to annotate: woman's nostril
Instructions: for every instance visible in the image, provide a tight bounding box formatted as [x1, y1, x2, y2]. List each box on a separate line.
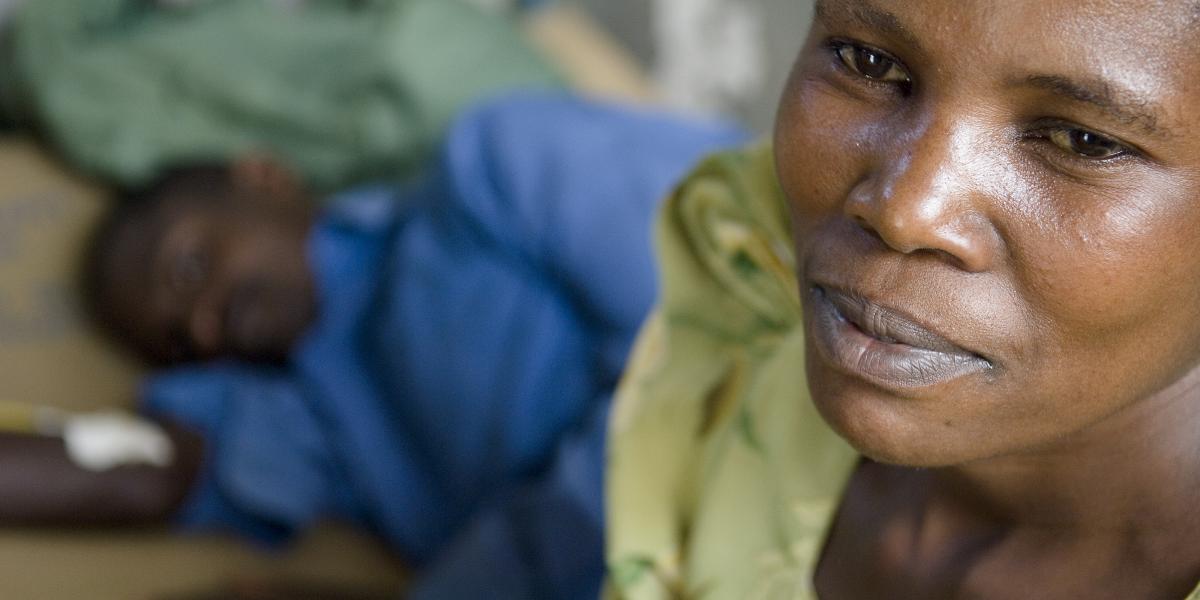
[851, 214, 885, 244]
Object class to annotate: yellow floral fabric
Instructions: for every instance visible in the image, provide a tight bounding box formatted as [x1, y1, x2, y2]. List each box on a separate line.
[604, 143, 856, 600]
[603, 143, 1200, 600]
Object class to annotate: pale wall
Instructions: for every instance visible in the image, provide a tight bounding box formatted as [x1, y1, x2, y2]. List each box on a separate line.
[576, 0, 816, 132]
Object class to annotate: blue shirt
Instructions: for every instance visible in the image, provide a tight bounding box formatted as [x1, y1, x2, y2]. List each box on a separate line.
[141, 93, 746, 598]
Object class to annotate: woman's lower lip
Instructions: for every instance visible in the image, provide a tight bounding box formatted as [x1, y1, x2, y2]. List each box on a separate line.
[809, 287, 990, 390]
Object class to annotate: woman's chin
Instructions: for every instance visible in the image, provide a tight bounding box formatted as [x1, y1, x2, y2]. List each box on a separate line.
[808, 382, 990, 469]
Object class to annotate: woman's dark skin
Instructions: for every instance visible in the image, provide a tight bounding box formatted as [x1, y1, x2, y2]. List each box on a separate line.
[777, 0, 1200, 598]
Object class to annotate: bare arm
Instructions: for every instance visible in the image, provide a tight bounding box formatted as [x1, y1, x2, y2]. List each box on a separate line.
[0, 420, 203, 527]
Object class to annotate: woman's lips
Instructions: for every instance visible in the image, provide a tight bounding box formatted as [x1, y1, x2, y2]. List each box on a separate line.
[809, 285, 992, 390]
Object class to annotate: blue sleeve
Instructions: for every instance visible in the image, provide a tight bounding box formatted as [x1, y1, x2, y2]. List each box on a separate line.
[441, 92, 748, 379]
[363, 180, 599, 558]
[406, 398, 609, 600]
[357, 94, 745, 593]
[140, 365, 359, 544]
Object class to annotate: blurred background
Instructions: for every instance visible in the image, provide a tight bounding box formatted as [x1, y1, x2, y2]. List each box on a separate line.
[0, 0, 814, 598]
[0, 0, 812, 128]
[580, 0, 813, 130]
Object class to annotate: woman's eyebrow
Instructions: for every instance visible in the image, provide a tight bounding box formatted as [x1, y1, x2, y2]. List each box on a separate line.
[1016, 74, 1168, 139]
[814, 0, 922, 52]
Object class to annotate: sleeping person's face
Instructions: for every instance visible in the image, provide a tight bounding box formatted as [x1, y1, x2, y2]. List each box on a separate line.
[777, 0, 1200, 466]
[101, 187, 317, 366]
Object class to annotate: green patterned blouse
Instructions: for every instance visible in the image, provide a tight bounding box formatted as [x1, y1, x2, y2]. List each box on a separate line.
[603, 143, 1200, 600]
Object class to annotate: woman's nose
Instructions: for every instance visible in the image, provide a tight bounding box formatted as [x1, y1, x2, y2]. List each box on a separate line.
[844, 118, 1001, 273]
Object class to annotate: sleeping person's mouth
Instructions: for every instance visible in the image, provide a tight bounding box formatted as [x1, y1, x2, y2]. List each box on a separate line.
[808, 285, 993, 391]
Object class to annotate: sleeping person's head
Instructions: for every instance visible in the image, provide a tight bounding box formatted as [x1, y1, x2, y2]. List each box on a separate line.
[776, 0, 1200, 467]
[84, 159, 319, 366]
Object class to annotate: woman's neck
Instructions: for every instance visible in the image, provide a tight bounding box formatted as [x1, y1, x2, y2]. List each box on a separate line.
[819, 370, 1200, 599]
[935, 366, 1200, 533]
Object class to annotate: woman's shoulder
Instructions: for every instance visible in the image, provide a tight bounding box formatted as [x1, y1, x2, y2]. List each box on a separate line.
[610, 141, 801, 432]
[605, 143, 857, 599]
[609, 141, 804, 451]
[653, 141, 801, 341]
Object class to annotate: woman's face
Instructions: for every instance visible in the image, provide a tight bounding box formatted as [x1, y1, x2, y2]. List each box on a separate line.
[777, 0, 1200, 466]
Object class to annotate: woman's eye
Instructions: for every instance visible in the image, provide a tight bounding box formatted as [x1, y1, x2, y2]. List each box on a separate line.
[1047, 128, 1128, 160]
[834, 43, 911, 86]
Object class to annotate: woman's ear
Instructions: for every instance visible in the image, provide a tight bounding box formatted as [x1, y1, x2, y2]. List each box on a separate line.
[229, 154, 306, 204]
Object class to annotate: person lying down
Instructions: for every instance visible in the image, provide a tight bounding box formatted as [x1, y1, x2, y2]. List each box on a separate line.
[0, 94, 744, 599]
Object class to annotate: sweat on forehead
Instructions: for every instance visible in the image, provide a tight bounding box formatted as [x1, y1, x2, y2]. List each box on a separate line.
[811, 0, 1200, 139]
[813, 0, 1200, 45]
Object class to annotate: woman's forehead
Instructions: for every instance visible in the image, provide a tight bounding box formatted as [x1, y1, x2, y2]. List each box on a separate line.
[814, 0, 1198, 64]
[812, 0, 1200, 138]
[815, 0, 1199, 31]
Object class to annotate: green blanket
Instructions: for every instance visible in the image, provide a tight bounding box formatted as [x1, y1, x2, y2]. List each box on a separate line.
[1, 0, 562, 191]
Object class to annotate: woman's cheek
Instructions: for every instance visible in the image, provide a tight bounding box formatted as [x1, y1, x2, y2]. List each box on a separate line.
[776, 76, 882, 229]
[1014, 176, 1197, 337]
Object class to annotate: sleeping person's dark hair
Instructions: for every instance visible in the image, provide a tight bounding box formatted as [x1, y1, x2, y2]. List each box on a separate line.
[81, 161, 318, 366]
